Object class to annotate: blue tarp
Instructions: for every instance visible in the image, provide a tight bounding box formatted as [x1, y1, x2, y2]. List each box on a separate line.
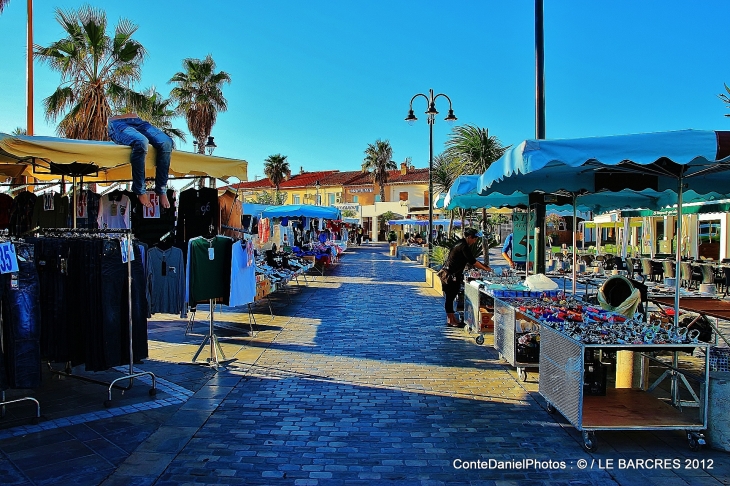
[261, 204, 341, 220]
[242, 203, 272, 218]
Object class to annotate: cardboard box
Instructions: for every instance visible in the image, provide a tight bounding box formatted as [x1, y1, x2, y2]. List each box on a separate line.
[479, 308, 494, 332]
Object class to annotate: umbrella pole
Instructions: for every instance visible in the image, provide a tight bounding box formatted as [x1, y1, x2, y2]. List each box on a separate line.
[73, 176, 77, 229]
[572, 195, 577, 296]
[674, 178, 683, 330]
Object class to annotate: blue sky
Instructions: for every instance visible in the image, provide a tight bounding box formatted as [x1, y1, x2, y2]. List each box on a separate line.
[1, 1, 729, 182]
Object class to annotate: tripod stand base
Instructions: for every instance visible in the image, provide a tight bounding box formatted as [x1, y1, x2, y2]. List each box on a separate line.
[191, 333, 236, 370]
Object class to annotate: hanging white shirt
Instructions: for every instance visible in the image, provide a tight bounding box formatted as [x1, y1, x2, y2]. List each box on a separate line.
[98, 193, 131, 229]
[229, 240, 257, 306]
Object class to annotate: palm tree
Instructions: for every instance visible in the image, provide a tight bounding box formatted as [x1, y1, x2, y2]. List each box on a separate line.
[169, 55, 231, 154]
[362, 139, 397, 202]
[0, 0, 10, 14]
[432, 152, 465, 238]
[719, 84, 730, 117]
[445, 124, 509, 263]
[123, 87, 186, 147]
[263, 154, 290, 203]
[34, 6, 146, 140]
[11, 127, 27, 136]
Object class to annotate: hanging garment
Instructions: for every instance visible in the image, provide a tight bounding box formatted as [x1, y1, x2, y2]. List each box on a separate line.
[186, 235, 233, 305]
[74, 189, 101, 229]
[31, 192, 70, 229]
[218, 190, 243, 237]
[9, 191, 37, 236]
[98, 191, 132, 229]
[146, 246, 186, 314]
[229, 240, 256, 306]
[31, 237, 71, 364]
[131, 189, 177, 245]
[0, 242, 42, 389]
[0, 193, 14, 230]
[176, 187, 220, 245]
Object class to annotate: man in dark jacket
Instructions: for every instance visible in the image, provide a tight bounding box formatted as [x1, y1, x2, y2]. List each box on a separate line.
[441, 228, 492, 326]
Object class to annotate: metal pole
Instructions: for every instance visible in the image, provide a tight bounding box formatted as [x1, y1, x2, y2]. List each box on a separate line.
[674, 177, 683, 329]
[27, 0, 34, 136]
[572, 194, 578, 295]
[535, 0, 545, 139]
[428, 115, 434, 251]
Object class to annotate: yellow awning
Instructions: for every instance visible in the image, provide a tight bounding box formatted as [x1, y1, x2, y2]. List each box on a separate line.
[0, 133, 247, 182]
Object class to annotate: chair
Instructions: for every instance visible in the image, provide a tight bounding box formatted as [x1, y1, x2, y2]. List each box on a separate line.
[722, 267, 730, 296]
[650, 260, 664, 282]
[581, 255, 594, 266]
[661, 261, 676, 279]
[713, 266, 727, 294]
[680, 262, 703, 289]
[699, 264, 715, 285]
[625, 257, 635, 279]
[641, 258, 655, 281]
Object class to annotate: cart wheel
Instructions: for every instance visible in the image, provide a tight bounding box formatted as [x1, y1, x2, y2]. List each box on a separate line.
[518, 368, 528, 382]
[687, 432, 705, 451]
[475, 335, 485, 345]
[149, 388, 157, 397]
[546, 403, 556, 414]
[103, 400, 112, 408]
[582, 431, 597, 452]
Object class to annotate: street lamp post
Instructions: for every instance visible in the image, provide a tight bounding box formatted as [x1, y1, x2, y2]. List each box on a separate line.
[405, 89, 457, 251]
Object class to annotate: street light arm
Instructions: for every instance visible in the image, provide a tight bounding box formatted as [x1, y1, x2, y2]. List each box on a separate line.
[434, 93, 454, 110]
[408, 92, 430, 110]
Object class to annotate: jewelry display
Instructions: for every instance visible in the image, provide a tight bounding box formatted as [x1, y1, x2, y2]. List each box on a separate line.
[499, 296, 698, 346]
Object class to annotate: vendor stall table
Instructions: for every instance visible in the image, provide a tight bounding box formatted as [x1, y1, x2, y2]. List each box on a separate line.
[539, 324, 709, 452]
[494, 298, 540, 382]
[650, 297, 730, 347]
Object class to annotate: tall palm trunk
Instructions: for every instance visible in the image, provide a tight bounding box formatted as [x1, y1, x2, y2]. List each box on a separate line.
[448, 211, 455, 238]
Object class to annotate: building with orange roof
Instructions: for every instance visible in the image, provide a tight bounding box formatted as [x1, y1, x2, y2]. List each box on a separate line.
[221, 162, 445, 241]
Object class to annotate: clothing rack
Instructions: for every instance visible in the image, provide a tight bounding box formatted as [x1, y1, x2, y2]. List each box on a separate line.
[39, 228, 157, 406]
[0, 230, 41, 422]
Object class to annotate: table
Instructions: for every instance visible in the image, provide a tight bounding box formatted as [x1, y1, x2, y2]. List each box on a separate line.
[539, 324, 709, 452]
[650, 297, 730, 346]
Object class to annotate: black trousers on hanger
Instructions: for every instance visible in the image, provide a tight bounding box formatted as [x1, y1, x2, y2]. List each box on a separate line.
[99, 239, 148, 370]
[32, 237, 71, 363]
[1, 243, 42, 389]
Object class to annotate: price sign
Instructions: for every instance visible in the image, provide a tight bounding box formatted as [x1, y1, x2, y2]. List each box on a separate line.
[0, 241, 19, 274]
[120, 238, 135, 263]
[143, 192, 161, 219]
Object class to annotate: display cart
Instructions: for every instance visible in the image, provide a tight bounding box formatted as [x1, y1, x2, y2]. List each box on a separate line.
[493, 297, 540, 382]
[539, 324, 709, 452]
[463, 281, 493, 345]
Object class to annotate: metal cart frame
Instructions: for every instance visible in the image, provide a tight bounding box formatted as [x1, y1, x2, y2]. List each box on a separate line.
[539, 324, 709, 452]
[494, 298, 540, 382]
[464, 282, 492, 345]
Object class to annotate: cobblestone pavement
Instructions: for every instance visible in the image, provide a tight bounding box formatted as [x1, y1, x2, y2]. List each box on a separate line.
[1, 243, 728, 485]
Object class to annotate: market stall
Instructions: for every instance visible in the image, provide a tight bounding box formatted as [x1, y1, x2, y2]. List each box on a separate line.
[474, 129, 730, 449]
[260, 204, 343, 276]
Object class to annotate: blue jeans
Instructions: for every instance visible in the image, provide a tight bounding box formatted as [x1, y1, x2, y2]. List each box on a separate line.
[107, 117, 172, 196]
